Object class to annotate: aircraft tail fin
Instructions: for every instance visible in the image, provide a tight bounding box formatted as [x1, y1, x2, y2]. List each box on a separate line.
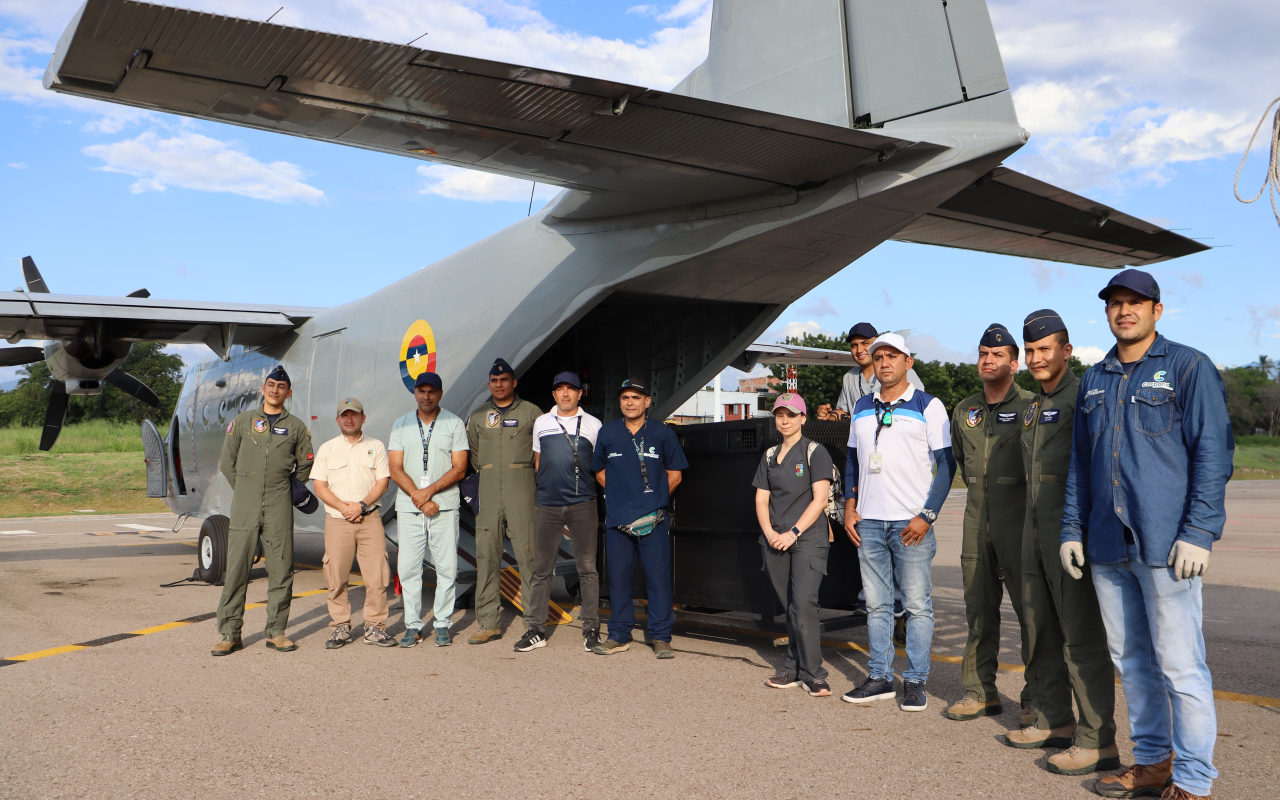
[672, 0, 1009, 127]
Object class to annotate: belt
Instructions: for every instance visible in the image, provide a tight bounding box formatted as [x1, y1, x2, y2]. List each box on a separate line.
[1038, 474, 1065, 483]
[967, 476, 1024, 485]
[477, 463, 532, 470]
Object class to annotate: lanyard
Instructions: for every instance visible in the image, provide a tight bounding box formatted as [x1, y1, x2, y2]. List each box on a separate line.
[873, 398, 900, 448]
[415, 415, 436, 477]
[555, 414, 584, 496]
[630, 420, 653, 494]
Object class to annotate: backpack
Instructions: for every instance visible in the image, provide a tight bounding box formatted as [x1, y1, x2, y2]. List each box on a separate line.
[765, 440, 844, 524]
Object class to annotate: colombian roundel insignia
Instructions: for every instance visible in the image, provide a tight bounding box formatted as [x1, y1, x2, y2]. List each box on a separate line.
[966, 407, 983, 427]
[254, 419, 267, 433]
[1024, 402, 1038, 427]
[398, 319, 438, 393]
[486, 410, 500, 428]
[225, 421, 233, 434]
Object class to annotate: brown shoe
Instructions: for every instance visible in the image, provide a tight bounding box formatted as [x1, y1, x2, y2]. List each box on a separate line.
[210, 637, 242, 657]
[1160, 784, 1210, 800]
[1003, 724, 1076, 749]
[1021, 705, 1038, 727]
[264, 635, 297, 652]
[945, 696, 1002, 721]
[467, 628, 502, 645]
[1094, 754, 1174, 797]
[1048, 744, 1121, 775]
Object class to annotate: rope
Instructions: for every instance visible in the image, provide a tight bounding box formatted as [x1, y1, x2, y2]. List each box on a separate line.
[1233, 96, 1280, 230]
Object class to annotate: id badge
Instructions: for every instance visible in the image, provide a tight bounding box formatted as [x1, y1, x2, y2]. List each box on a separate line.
[419, 475, 431, 489]
[869, 451, 883, 474]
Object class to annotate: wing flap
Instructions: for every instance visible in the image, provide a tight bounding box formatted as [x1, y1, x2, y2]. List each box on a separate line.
[892, 166, 1209, 267]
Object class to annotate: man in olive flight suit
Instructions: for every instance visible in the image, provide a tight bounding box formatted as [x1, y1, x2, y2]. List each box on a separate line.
[212, 365, 314, 656]
[466, 358, 540, 644]
[945, 324, 1037, 724]
[1006, 310, 1118, 777]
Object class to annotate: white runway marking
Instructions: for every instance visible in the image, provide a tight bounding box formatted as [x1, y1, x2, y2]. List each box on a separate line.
[114, 524, 168, 531]
[1, 530, 37, 535]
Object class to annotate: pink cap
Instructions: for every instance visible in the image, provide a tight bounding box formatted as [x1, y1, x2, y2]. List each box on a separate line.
[772, 393, 807, 416]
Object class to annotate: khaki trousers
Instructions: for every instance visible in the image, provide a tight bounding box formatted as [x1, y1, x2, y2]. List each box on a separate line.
[322, 515, 391, 629]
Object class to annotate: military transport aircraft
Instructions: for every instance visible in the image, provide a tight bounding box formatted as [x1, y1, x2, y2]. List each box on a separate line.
[0, 0, 1206, 590]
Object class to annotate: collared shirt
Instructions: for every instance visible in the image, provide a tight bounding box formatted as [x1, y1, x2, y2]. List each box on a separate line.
[310, 433, 390, 519]
[1062, 334, 1234, 565]
[835, 366, 924, 413]
[388, 408, 468, 514]
[590, 418, 689, 528]
[847, 383, 950, 521]
[533, 408, 603, 507]
[752, 436, 834, 540]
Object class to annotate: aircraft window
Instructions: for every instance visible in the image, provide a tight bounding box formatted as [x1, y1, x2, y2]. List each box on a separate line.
[202, 404, 211, 425]
[240, 395, 250, 413]
[185, 405, 194, 428]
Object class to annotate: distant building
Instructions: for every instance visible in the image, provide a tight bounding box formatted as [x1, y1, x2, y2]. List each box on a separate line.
[738, 376, 782, 395]
[668, 389, 767, 424]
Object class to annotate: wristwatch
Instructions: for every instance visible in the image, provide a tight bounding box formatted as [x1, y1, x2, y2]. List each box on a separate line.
[790, 526, 801, 538]
[918, 508, 938, 524]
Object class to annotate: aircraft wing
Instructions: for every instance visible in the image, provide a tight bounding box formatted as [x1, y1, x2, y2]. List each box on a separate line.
[891, 167, 1210, 268]
[0, 291, 322, 358]
[44, 0, 919, 220]
[732, 342, 856, 372]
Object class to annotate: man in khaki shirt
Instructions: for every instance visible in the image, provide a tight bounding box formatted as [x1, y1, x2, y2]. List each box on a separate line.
[312, 397, 395, 649]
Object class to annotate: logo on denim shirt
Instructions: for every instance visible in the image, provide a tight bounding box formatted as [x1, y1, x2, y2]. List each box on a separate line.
[1086, 388, 1105, 398]
[1141, 370, 1172, 390]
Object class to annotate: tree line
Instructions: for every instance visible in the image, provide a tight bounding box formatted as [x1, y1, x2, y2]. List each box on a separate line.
[769, 333, 1276, 437]
[0, 344, 184, 429]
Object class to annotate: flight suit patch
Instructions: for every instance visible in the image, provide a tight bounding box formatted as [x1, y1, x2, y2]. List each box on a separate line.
[225, 422, 234, 434]
[966, 407, 983, 427]
[1024, 403, 1038, 426]
[254, 419, 267, 433]
[502, 419, 518, 428]
[796, 463, 805, 477]
[997, 412, 1018, 423]
[1040, 409, 1060, 424]
[486, 411, 500, 428]
[272, 427, 288, 435]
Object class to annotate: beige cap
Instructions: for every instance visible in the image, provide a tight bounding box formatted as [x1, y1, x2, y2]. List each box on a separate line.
[336, 397, 364, 416]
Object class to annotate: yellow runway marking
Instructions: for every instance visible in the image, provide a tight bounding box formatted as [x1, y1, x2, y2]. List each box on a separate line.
[7, 645, 89, 661]
[131, 621, 190, 635]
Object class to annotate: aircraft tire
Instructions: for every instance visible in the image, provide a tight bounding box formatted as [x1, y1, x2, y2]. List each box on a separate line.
[197, 515, 230, 585]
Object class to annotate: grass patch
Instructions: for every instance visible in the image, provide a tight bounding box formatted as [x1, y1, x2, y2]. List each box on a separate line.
[0, 420, 160, 456]
[1233, 442, 1280, 480]
[0, 451, 171, 517]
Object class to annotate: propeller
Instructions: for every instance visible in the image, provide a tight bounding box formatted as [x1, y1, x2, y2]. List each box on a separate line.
[14, 256, 164, 451]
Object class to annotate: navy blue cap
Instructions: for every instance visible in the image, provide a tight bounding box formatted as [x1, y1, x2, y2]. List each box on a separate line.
[1023, 309, 1068, 342]
[979, 323, 1014, 349]
[619, 377, 650, 396]
[1098, 269, 1161, 303]
[489, 358, 515, 377]
[552, 371, 582, 390]
[846, 322, 879, 342]
[265, 365, 291, 385]
[291, 476, 319, 514]
[413, 371, 442, 391]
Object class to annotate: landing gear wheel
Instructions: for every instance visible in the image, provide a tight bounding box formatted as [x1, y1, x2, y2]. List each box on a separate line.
[196, 515, 230, 585]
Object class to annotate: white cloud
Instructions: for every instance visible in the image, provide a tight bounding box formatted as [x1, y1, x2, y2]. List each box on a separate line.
[83, 131, 325, 204]
[0, 34, 149, 133]
[6, 161, 25, 169]
[792, 295, 838, 318]
[1247, 305, 1280, 344]
[417, 164, 560, 204]
[767, 321, 835, 342]
[882, 289, 893, 308]
[909, 334, 972, 364]
[1028, 260, 1070, 291]
[1073, 345, 1108, 365]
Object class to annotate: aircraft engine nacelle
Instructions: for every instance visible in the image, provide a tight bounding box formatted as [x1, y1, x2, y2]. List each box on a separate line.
[44, 339, 131, 395]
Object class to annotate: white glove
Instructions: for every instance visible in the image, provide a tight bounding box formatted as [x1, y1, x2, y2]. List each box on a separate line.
[1168, 541, 1211, 580]
[1060, 541, 1085, 580]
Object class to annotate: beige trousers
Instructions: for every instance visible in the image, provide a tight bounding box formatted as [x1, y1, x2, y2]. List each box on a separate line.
[322, 515, 391, 629]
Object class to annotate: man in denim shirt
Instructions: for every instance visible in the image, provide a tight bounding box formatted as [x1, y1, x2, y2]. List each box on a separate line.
[1061, 270, 1234, 800]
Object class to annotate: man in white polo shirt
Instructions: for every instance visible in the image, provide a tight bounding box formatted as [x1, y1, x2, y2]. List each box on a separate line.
[841, 333, 956, 712]
[388, 372, 469, 648]
[311, 396, 395, 649]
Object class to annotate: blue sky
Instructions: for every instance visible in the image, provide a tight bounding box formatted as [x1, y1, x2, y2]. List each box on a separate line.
[2, 0, 1278, 388]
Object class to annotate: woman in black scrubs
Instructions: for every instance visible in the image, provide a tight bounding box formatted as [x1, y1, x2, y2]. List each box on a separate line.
[753, 393, 834, 696]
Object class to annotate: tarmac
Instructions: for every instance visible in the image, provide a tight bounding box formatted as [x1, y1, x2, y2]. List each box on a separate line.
[0, 484, 1277, 799]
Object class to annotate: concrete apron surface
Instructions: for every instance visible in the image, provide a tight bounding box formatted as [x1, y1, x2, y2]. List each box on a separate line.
[1, 486, 1277, 800]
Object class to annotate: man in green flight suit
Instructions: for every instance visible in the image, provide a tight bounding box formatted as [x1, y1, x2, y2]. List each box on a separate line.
[212, 365, 314, 656]
[1006, 310, 1118, 777]
[945, 324, 1037, 725]
[466, 358, 540, 644]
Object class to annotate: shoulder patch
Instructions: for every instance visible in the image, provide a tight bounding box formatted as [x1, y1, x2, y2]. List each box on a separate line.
[1024, 402, 1038, 427]
[225, 421, 234, 434]
[965, 407, 983, 428]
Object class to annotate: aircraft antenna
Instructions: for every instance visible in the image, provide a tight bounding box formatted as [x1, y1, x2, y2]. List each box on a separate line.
[528, 182, 536, 216]
[264, 7, 283, 23]
[1233, 95, 1280, 231]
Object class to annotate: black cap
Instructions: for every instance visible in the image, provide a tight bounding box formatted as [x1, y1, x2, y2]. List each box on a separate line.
[291, 476, 319, 514]
[1023, 309, 1068, 343]
[846, 322, 878, 342]
[552, 371, 582, 389]
[979, 323, 1014, 349]
[619, 377, 650, 396]
[489, 358, 514, 377]
[413, 371, 442, 391]
[1098, 269, 1161, 303]
[265, 365, 291, 386]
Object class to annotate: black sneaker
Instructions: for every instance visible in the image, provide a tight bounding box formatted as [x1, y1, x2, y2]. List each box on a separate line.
[893, 615, 907, 648]
[901, 680, 928, 712]
[325, 624, 352, 650]
[514, 628, 547, 652]
[583, 626, 601, 653]
[804, 679, 832, 697]
[842, 676, 896, 704]
[765, 671, 800, 689]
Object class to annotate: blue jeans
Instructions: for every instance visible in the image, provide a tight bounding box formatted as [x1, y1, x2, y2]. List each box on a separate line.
[1092, 545, 1217, 795]
[856, 519, 936, 684]
[605, 519, 673, 644]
